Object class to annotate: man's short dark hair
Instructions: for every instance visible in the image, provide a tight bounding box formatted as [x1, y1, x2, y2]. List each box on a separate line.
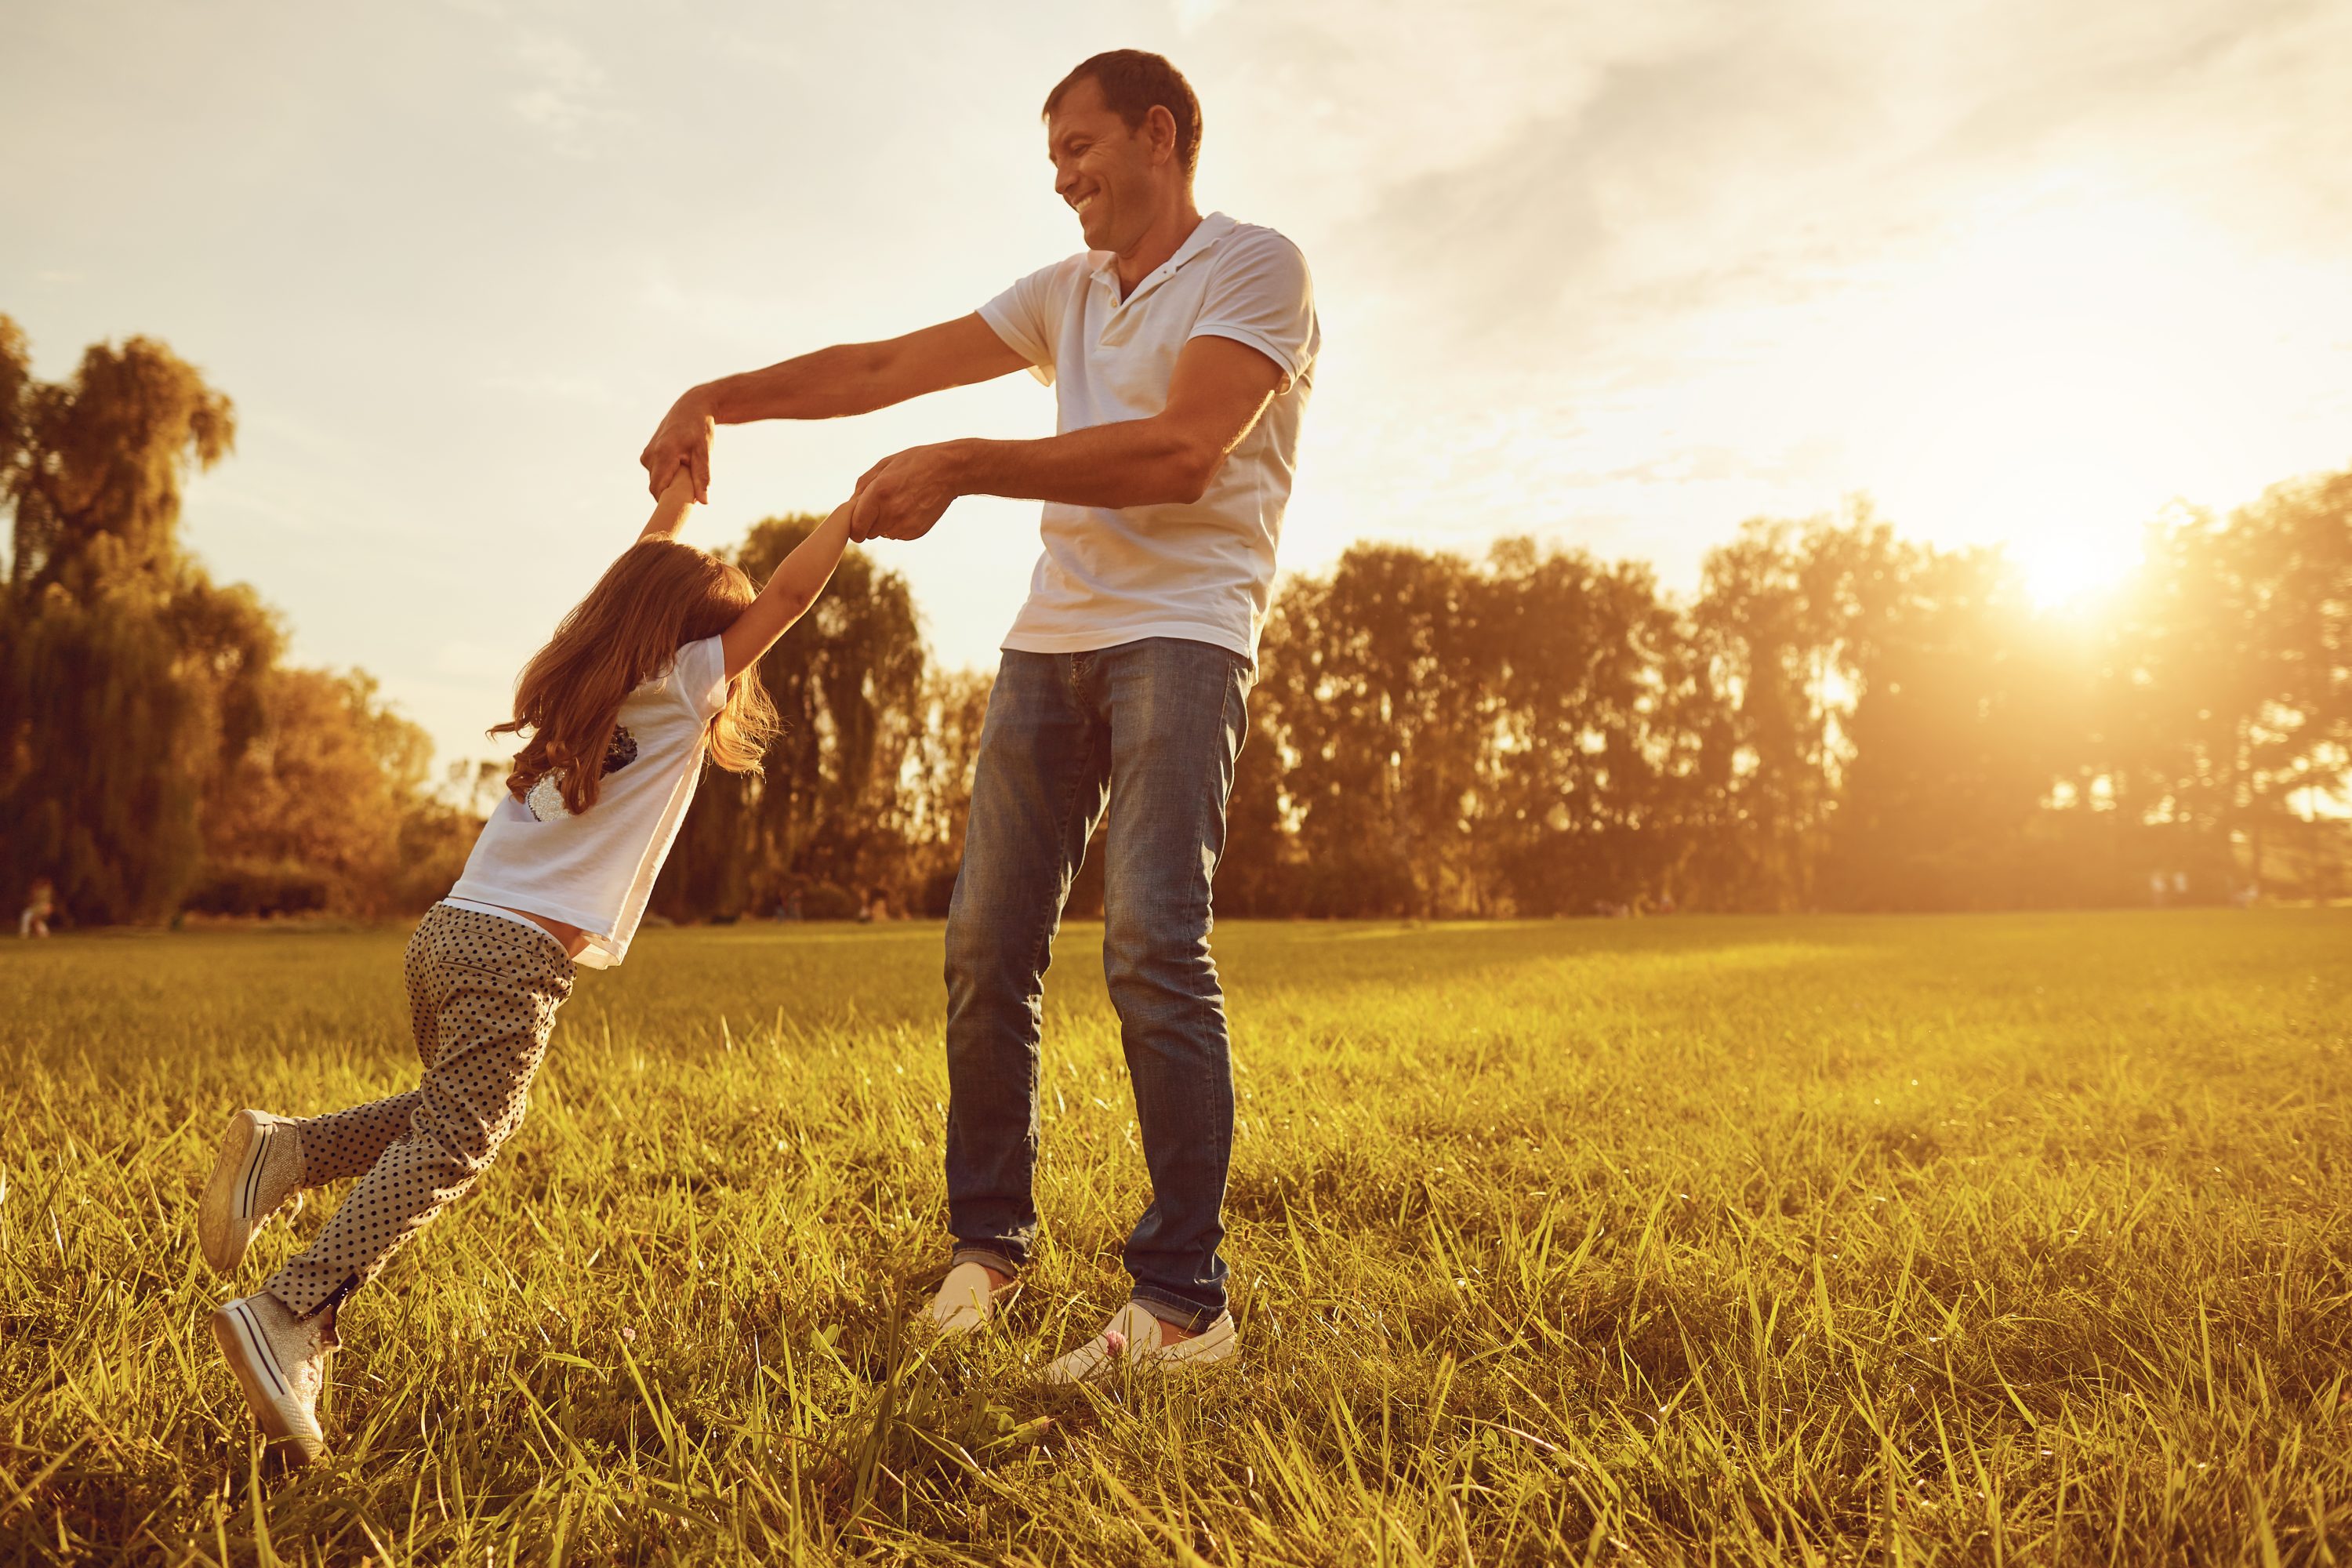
[1044, 50, 1202, 180]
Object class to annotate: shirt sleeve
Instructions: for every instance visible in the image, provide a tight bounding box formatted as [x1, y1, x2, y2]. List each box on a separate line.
[978, 258, 1077, 387]
[1189, 230, 1319, 392]
[673, 635, 729, 721]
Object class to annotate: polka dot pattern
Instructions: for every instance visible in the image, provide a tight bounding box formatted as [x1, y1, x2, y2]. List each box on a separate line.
[265, 906, 575, 1318]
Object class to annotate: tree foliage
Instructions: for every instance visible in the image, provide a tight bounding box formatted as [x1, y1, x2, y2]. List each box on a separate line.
[0, 316, 459, 925]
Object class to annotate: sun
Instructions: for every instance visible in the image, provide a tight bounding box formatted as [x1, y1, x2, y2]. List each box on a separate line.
[1846, 183, 2261, 613]
[1915, 445, 2145, 609]
[1967, 453, 2144, 608]
[2009, 524, 2136, 609]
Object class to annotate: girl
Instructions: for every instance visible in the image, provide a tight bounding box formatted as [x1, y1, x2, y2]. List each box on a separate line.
[197, 472, 851, 1463]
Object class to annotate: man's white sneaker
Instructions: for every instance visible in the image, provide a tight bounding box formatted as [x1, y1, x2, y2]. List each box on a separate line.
[1042, 1302, 1239, 1385]
[198, 1109, 304, 1274]
[924, 1260, 1018, 1337]
[212, 1293, 335, 1464]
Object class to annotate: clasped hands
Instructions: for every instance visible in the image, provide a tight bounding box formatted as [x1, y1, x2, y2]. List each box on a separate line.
[639, 397, 967, 546]
[842, 441, 971, 544]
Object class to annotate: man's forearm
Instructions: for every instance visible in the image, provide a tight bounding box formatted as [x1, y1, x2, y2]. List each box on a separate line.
[946, 419, 1216, 512]
[695, 343, 898, 424]
[838, 332, 1276, 540]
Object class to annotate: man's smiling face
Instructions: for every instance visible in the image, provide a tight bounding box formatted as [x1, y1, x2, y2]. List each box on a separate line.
[1047, 75, 1165, 255]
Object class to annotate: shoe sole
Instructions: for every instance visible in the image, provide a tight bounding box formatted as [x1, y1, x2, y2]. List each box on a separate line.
[212, 1301, 326, 1464]
[198, 1112, 281, 1275]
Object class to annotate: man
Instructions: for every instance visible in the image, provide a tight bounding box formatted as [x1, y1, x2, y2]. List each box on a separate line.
[640, 49, 1318, 1381]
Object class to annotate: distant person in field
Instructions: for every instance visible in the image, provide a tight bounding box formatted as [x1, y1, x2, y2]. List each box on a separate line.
[18, 876, 56, 938]
[197, 475, 856, 1464]
[642, 49, 1318, 1381]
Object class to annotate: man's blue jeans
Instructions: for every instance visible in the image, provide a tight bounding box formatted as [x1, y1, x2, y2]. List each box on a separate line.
[942, 637, 1252, 1331]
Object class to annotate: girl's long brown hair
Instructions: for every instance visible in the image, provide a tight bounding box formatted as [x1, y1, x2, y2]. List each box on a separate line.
[492, 539, 779, 815]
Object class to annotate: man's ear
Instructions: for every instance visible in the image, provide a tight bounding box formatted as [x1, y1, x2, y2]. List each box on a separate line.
[1145, 103, 1179, 169]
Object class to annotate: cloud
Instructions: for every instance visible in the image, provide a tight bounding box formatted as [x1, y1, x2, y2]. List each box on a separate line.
[509, 30, 619, 156]
[1174, 0, 1237, 33]
[1216, 0, 2347, 372]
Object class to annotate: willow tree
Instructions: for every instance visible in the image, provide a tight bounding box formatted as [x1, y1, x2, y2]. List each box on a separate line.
[0, 318, 273, 923]
[648, 513, 930, 920]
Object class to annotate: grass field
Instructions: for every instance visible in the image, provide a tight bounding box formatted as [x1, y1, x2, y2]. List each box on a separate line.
[5, 911, 2350, 1565]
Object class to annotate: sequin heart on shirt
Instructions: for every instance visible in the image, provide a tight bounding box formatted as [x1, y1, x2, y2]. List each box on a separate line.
[524, 726, 638, 821]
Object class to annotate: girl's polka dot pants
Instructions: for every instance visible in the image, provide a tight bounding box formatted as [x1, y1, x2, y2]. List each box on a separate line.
[265, 906, 575, 1318]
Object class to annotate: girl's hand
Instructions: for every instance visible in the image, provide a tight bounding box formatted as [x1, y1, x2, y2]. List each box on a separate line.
[849, 441, 969, 543]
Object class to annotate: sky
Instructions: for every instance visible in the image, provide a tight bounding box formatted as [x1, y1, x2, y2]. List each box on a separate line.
[6, 0, 2351, 774]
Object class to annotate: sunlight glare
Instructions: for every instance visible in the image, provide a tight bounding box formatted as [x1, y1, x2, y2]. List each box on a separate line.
[1955, 449, 2144, 608]
[1853, 181, 2276, 598]
[2009, 524, 2138, 608]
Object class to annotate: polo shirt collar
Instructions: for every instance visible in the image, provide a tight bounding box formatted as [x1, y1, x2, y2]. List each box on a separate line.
[1089, 212, 1238, 298]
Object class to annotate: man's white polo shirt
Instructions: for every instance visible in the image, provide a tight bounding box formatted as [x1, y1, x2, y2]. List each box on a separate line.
[978, 212, 1319, 665]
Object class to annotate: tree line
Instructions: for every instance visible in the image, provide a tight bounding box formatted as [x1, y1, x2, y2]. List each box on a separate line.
[1225, 488, 2350, 916]
[5, 317, 2345, 927]
[2, 319, 483, 924]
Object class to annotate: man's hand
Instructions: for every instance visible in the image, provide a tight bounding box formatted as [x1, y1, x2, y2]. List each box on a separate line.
[849, 441, 970, 543]
[641, 393, 717, 503]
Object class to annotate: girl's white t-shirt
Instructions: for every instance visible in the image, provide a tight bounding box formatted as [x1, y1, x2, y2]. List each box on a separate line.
[450, 635, 726, 968]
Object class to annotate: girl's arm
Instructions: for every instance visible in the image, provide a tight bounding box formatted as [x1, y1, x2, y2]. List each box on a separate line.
[635, 468, 851, 677]
[719, 502, 853, 679]
[641, 470, 698, 543]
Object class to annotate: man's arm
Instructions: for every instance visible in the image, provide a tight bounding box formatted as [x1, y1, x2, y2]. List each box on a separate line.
[641, 314, 1029, 500]
[846, 335, 1286, 543]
